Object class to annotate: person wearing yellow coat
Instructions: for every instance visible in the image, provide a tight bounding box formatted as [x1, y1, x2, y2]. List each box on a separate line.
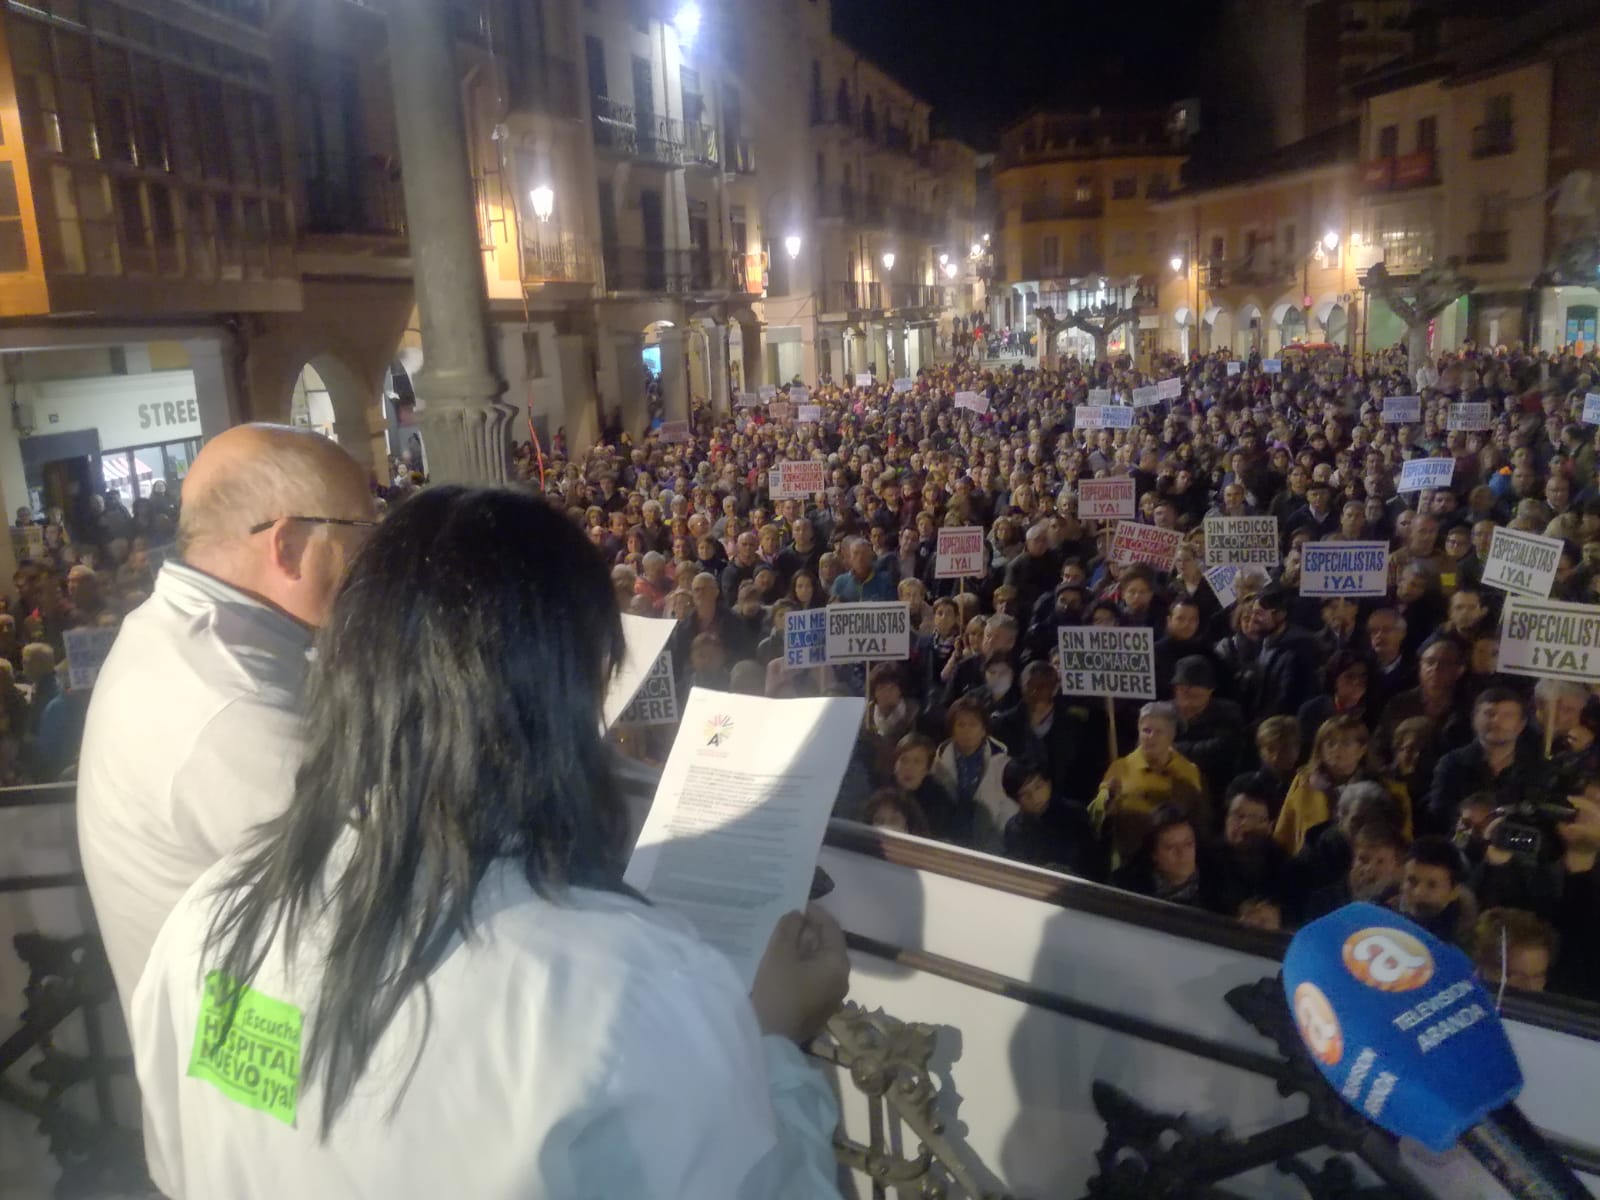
[1090, 702, 1209, 866]
[1274, 714, 1413, 855]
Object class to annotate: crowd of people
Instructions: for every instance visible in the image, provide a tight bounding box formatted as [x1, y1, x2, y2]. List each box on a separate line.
[556, 338, 1600, 1006]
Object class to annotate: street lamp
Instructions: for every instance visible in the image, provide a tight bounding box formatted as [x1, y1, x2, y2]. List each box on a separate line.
[1322, 230, 1340, 251]
[1169, 255, 1184, 272]
[672, 1, 702, 46]
[938, 252, 949, 267]
[784, 233, 802, 260]
[970, 242, 982, 257]
[881, 251, 896, 271]
[944, 262, 958, 280]
[529, 185, 554, 223]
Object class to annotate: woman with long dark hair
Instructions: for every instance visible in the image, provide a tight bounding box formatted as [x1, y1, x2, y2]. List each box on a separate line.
[132, 487, 848, 1198]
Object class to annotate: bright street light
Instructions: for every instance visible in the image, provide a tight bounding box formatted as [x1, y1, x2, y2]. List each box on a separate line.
[529, 185, 554, 223]
[938, 252, 949, 267]
[1322, 230, 1340, 251]
[970, 242, 982, 257]
[672, 1, 701, 46]
[943, 262, 958, 279]
[881, 251, 896, 271]
[784, 233, 802, 260]
[1169, 255, 1184, 272]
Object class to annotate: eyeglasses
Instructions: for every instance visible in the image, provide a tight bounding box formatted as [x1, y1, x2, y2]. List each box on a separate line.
[249, 516, 381, 535]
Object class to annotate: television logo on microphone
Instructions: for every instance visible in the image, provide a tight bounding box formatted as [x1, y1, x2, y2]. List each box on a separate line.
[1293, 982, 1344, 1066]
[1342, 927, 1434, 993]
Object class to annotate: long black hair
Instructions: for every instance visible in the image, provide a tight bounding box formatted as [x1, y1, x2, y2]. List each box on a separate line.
[204, 486, 627, 1136]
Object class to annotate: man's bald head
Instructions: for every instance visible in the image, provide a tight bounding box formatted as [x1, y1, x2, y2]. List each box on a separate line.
[178, 425, 373, 627]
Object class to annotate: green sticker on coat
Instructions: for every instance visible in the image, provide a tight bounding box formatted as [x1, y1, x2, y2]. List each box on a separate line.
[188, 971, 302, 1126]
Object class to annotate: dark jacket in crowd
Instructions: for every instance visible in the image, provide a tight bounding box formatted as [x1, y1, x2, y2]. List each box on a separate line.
[1252, 626, 1323, 721]
[1422, 742, 1553, 835]
[1004, 800, 1105, 881]
[992, 698, 1110, 807]
[1174, 697, 1247, 791]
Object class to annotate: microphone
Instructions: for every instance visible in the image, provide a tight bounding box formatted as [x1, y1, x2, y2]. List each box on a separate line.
[1282, 902, 1593, 1200]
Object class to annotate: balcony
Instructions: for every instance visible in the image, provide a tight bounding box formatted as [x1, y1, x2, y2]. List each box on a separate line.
[684, 122, 719, 168]
[1361, 149, 1436, 192]
[725, 137, 756, 175]
[830, 281, 884, 311]
[1020, 197, 1104, 222]
[522, 240, 597, 284]
[591, 96, 685, 167]
[1465, 228, 1510, 263]
[1200, 259, 1296, 290]
[302, 156, 406, 239]
[602, 244, 728, 293]
[1470, 119, 1515, 158]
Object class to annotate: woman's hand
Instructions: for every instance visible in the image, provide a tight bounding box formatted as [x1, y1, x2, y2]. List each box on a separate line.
[750, 907, 851, 1045]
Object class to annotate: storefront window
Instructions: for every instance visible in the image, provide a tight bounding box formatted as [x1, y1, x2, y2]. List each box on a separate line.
[98, 437, 199, 507]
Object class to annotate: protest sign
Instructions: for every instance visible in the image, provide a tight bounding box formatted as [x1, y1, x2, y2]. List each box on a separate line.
[624, 687, 865, 986]
[1226, 361, 1241, 376]
[1447, 402, 1492, 432]
[616, 650, 679, 725]
[1156, 376, 1184, 400]
[796, 404, 822, 423]
[768, 399, 793, 422]
[892, 377, 914, 394]
[1204, 564, 1240, 609]
[658, 420, 691, 444]
[1383, 395, 1421, 423]
[934, 526, 986, 579]
[769, 460, 825, 500]
[1075, 405, 1134, 430]
[736, 391, 759, 408]
[1109, 522, 1181, 571]
[604, 615, 679, 729]
[784, 609, 828, 668]
[758, 384, 778, 402]
[825, 602, 911, 664]
[63, 626, 118, 691]
[1086, 388, 1111, 404]
[954, 390, 991, 414]
[1584, 393, 1600, 426]
[1482, 526, 1561, 599]
[788, 385, 811, 405]
[9, 524, 44, 562]
[1078, 477, 1136, 521]
[854, 373, 873, 388]
[1498, 596, 1600, 684]
[1057, 626, 1155, 700]
[1204, 515, 1281, 568]
[1300, 542, 1389, 597]
[1131, 385, 1161, 407]
[1261, 358, 1283, 374]
[1397, 457, 1455, 493]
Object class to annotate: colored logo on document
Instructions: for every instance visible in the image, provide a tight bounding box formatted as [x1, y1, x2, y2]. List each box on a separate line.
[1292, 982, 1344, 1066]
[703, 713, 735, 747]
[1342, 927, 1433, 993]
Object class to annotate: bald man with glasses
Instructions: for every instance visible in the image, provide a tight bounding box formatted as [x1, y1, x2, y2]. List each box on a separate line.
[78, 424, 374, 1020]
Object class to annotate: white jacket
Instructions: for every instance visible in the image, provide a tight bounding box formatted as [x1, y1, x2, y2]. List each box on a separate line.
[78, 562, 310, 1022]
[932, 735, 1015, 853]
[134, 852, 842, 1199]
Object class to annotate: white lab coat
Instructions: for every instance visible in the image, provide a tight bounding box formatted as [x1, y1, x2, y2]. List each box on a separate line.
[133, 849, 843, 1199]
[77, 562, 310, 1022]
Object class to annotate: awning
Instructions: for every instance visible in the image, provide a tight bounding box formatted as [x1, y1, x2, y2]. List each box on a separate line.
[1201, 305, 1223, 325]
[101, 454, 153, 483]
[1270, 302, 1300, 326]
[1238, 303, 1262, 321]
[1314, 296, 1340, 324]
[1173, 306, 1193, 327]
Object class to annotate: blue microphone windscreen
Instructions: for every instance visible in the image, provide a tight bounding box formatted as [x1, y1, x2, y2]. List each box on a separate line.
[1282, 902, 1523, 1152]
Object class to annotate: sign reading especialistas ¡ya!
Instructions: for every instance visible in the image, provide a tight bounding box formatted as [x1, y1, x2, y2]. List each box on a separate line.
[784, 608, 827, 669]
[1300, 541, 1389, 596]
[954, 390, 991, 414]
[825, 602, 910, 664]
[1057, 626, 1154, 700]
[1499, 595, 1600, 683]
[1447, 402, 1492, 432]
[1204, 515, 1280, 568]
[1078, 477, 1136, 521]
[1075, 405, 1134, 430]
[934, 526, 986, 579]
[1397, 457, 1455, 493]
[1109, 522, 1182, 570]
[1482, 526, 1561, 599]
[1383, 395, 1422, 423]
[768, 460, 825, 500]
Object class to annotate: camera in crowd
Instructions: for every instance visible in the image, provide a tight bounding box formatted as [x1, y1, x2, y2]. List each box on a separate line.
[1490, 798, 1578, 867]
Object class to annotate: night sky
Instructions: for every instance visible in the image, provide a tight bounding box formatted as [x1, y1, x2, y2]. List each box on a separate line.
[833, 0, 1228, 149]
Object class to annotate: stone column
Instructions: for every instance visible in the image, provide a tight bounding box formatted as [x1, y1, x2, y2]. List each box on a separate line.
[659, 327, 688, 421]
[704, 322, 730, 416]
[385, 0, 514, 484]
